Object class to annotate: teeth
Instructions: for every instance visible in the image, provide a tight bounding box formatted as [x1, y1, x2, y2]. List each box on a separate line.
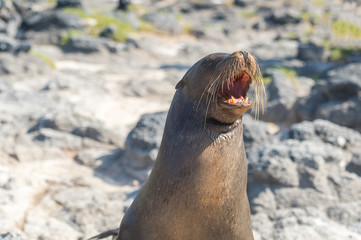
[231, 96, 236, 104]
[245, 97, 248, 103]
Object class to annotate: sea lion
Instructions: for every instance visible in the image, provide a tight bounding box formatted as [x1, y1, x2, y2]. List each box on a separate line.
[90, 51, 265, 240]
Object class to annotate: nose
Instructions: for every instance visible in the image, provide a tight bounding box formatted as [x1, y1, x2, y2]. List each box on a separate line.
[239, 50, 249, 64]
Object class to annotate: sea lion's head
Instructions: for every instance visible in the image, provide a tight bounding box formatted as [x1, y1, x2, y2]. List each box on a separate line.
[176, 51, 265, 125]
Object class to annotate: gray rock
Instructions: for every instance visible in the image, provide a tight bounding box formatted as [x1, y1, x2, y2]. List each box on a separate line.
[0, 230, 28, 240]
[243, 115, 273, 148]
[72, 125, 122, 145]
[266, 7, 302, 25]
[63, 36, 103, 53]
[248, 185, 277, 213]
[0, 35, 16, 52]
[347, 153, 361, 176]
[234, 0, 248, 7]
[328, 172, 361, 202]
[313, 119, 361, 146]
[5, 11, 21, 38]
[117, 0, 130, 11]
[122, 111, 167, 175]
[0, 52, 51, 76]
[0, 35, 31, 54]
[32, 128, 83, 150]
[75, 148, 116, 168]
[274, 188, 337, 209]
[296, 61, 361, 130]
[142, 12, 183, 35]
[248, 143, 299, 187]
[315, 96, 361, 131]
[327, 202, 361, 232]
[297, 42, 325, 62]
[253, 208, 360, 240]
[261, 70, 297, 122]
[56, 0, 82, 8]
[251, 40, 299, 60]
[290, 119, 361, 147]
[299, 61, 333, 79]
[24, 11, 83, 31]
[99, 25, 118, 39]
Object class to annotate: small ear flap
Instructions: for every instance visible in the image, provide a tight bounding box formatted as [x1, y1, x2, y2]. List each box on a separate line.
[175, 79, 185, 89]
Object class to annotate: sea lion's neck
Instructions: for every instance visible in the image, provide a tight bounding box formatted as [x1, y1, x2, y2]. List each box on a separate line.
[153, 89, 247, 188]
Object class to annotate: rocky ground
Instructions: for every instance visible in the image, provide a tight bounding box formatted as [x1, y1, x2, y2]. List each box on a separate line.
[1, 0, 361, 239]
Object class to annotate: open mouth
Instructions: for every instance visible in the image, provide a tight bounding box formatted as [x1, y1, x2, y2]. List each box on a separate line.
[217, 72, 252, 106]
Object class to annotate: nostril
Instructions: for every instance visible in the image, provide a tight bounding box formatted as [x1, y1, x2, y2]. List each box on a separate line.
[240, 51, 249, 65]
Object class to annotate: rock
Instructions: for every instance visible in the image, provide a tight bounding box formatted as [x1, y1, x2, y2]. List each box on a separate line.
[56, 0, 82, 9]
[0, 230, 28, 240]
[62, 36, 105, 53]
[266, 7, 302, 25]
[123, 111, 166, 170]
[142, 12, 183, 35]
[248, 185, 277, 213]
[327, 202, 361, 233]
[253, 208, 361, 240]
[298, 42, 325, 62]
[23, 11, 83, 31]
[298, 61, 333, 79]
[118, 0, 130, 11]
[313, 119, 361, 146]
[99, 25, 117, 39]
[0, 35, 31, 54]
[72, 125, 122, 145]
[234, 0, 248, 7]
[315, 97, 361, 131]
[328, 172, 361, 202]
[75, 148, 114, 168]
[347, 153, 361, 176]
[290, 119, 361, 147]
[261, 70, 297, 122]
[251, 40, 298, 60]
[5, 11, 21, 38]
[122, 75, 173, 97]
[243, 115, 273, 149]
[296, 61, 361, 130]
[248, 143, 299, 187]
[29, 112, 123, 148]
[0, 35, 16, 52]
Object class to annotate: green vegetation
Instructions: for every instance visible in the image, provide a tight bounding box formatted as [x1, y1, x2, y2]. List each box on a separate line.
[138, 19, 156, 32]
[283, 0, 302, 6]
[183, 23, 193, 34]
[287, 32, 298, 40]
[240, 11, 257, 19]
[262, 76, 272, 85]
[305, 26, 314, 36]
[60, 29, 83, 45]
[272, 67, 298, 85]
[91, 13, 133, 42]
[63, 7, 91, 19]
[128, 3, 145, 14]
[31, 50, 56, 69]
[328, 47, 361, 62]
[329, 48, 348, 61]
[332, 19, 361, 39]
[63, 8, 133, 42]
[313, 0, 325, 7]
[176, 12, 184, 20]
[300, 12, 321, 24]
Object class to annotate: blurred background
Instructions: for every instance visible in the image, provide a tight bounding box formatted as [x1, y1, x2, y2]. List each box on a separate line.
[0, 0, 361, 239]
